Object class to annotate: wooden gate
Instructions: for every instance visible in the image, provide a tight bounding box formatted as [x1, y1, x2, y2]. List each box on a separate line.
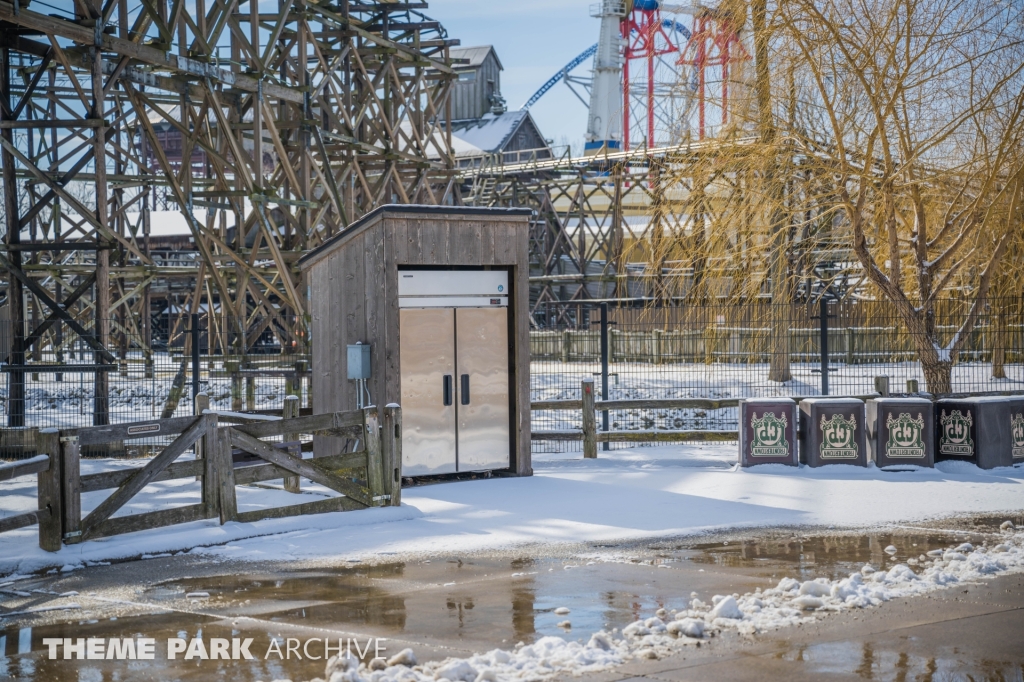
[216, 405, 402, 523]
[59, 415, 217, 544]
[36, 404, 401, 548]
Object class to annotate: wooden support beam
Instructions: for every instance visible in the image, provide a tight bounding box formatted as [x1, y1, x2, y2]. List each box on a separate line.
[282, 395, 300, 493]
[235, 495, 361, 524]
[0, 2, 305, 104]
[381, 404, 402, 506]
[36, 431, 62, 551]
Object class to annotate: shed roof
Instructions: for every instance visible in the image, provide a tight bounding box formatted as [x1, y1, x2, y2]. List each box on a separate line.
[449, 45, 503, 71]
[297, 204, 532, 270]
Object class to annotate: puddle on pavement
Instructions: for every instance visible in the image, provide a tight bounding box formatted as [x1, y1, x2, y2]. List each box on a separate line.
[678, 532, 974, 581]
[157, 556, 707, 647]
[1, 521, 1018, 680]
[775, 639, 1024, 680]
[655, 513, 1022, 581]
[1, 556, 728, 681]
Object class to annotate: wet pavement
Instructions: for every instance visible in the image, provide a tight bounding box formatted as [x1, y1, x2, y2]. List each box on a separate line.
[1, 514, 1023, 680]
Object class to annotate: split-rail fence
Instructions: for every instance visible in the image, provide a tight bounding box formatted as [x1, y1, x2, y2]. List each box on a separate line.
[0, 397, 402, 552]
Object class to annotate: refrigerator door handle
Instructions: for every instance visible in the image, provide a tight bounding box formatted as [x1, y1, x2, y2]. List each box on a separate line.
[460, 374, 470, 405]
[443, 374, 453, 406]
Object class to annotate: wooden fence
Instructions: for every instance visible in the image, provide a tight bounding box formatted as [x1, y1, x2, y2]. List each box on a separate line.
[0, 451, 61, 551]
[0, 399, 402, 551]
[531, 378, 740, 457]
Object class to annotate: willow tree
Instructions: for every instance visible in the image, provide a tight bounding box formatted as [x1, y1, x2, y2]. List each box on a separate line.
[775, 0, 1024, 393]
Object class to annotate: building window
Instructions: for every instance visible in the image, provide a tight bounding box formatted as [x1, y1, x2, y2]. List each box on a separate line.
[458, 71, 476, 82]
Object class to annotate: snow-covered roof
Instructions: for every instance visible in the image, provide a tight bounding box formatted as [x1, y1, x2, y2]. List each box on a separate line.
[449, 110, 532, 157]
[449, 45, 502, 71]
[121, 210, 238, 236]
[147, 105, 180, 125]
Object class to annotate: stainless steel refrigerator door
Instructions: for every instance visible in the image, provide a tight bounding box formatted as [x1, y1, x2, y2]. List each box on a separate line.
[399, 308, 457, 475]
[455, 307, 511, 472]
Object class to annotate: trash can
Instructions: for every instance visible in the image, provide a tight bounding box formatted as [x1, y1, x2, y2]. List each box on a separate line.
[867, 397, 934, 468]
[739, 398, 798, 467]
[1010, 397, 1024, 464]
[799, 398, 867, 467]
[935, 396, 1012, 469]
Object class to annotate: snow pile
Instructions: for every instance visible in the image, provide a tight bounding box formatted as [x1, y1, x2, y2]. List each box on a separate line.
[626, 532, 1024, 642]
[282, 530, 1024, 682]
[301, 635, 626, 682]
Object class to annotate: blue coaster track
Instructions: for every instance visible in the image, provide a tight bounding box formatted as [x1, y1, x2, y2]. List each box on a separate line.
[520, 19, 691, 111]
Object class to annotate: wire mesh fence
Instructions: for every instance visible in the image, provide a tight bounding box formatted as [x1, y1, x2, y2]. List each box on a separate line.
[530, 297, 1024, 452]
[199, 314, 311, 416]
[0, 313, 311, 457]
[2, 298, 1022, 458]
[0, 322, 191, 431]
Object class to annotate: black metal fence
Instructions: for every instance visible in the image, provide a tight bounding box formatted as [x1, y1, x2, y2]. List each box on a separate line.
[3, 298, 1022, 456]
[0, 314, 310, 435]
[530, 297, 1024, 451]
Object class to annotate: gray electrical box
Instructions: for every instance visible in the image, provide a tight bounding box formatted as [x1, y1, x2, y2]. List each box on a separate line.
[347, 343, 371, 380]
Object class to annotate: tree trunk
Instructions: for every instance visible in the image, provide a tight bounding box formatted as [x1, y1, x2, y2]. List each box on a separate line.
[753, 0, 791, 383]
[768, 303, 792, 382]
[922, 359, 953, 395]
[991, 311, 1007, 379]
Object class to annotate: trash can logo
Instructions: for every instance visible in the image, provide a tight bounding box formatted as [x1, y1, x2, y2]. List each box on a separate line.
[885, 412, 925, 458]
[820, 413, 858, 459]
[750, 411, 789, 457]
[939, 410, 973, 456]
[1012, 413, 1024, 459]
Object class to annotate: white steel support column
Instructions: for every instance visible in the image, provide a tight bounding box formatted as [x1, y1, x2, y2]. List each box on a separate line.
[585, 0, 626, 155]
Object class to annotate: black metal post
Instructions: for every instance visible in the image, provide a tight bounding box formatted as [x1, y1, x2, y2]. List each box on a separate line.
[819, 298, 829, 396]
[2, 47, 25, 427]
[191, 313, 201, 408]
[600, 302, 610, 451]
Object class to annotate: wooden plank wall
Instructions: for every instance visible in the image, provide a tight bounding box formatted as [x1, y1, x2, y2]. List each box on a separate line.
[305, 209, 532, 476]
[309, 216, 383, 459]
[450, 50, 501, 120]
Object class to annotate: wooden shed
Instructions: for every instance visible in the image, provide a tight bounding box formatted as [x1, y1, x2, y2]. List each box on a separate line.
[297, 205, 533, 478]
[449, 45, 504, 120]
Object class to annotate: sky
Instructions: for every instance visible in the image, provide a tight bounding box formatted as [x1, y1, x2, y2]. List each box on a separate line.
[423, 0, 599, 154]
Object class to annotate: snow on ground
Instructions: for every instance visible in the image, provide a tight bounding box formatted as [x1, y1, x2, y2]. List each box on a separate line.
[3, 445, 1024, 682]
[2, 444, 1023, 578]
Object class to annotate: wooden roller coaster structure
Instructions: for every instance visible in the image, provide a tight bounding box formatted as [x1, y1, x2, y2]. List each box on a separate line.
[0, 0, 459, 425]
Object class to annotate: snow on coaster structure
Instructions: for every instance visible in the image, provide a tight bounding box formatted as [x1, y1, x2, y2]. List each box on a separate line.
[0, 0, 459, 427]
